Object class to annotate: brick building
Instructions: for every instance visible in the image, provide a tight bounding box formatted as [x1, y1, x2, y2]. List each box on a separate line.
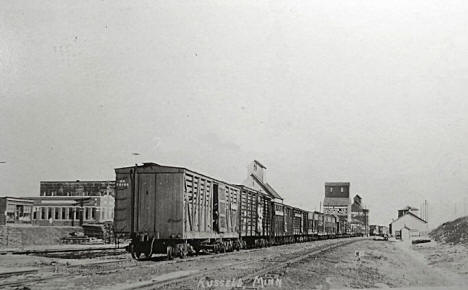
[30, 195, 114, 226]
[1, 180, 115, 227]
[40, 180, 115, 197]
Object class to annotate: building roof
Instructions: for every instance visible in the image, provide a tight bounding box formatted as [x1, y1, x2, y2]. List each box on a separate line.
[250, 174, 283, 200]
[323, 197, 350, 206]
[400, 205, 419, 211]
[325, 182, 350, 187]
[41, 180, 114, 183]
[391, 211, 427, 225]
[253, 160, 267, 169]
[0, 196, 35, 203]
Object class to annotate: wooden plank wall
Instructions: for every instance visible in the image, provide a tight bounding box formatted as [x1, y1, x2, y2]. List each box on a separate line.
[184, 172, 213, 234]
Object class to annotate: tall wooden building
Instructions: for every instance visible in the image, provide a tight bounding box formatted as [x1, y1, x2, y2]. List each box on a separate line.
[323, 182, 351, 222]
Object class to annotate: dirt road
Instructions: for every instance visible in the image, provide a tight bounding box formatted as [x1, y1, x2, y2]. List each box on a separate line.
[2, 238, 468, 289]
[272, 239, 468, 289]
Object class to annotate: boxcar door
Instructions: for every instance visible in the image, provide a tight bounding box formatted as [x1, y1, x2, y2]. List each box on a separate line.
[213, 183, 227, 233]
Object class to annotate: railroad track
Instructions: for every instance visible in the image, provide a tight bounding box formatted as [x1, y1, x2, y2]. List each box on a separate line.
[0, 238, 363, 289]
[0, 243, 269, 289]
[117, 237, 363, 290]
[240, 238, 361, 288]
[0, 245, 126, 256]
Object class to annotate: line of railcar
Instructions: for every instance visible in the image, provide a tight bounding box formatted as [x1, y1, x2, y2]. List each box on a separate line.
[114, 163, 359, 260]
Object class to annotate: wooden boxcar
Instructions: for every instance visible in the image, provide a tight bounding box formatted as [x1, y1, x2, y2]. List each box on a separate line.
[302, 210, 309, 240]
[285, 205, 293, 241]
[237, 185, 272, 247]
[324, 214, 337, 235]
[310, 211, 323, 235]
[271, 202, 285, 242]
[271, 202, 293, 244]
[292, 207, 306, 242]
[114, 163, 240, 259]
[306, 211, 314, 235]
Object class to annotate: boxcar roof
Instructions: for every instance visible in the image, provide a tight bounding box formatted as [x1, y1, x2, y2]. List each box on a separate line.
[235, 185, 272, 198]
[115, 162, 237, 188]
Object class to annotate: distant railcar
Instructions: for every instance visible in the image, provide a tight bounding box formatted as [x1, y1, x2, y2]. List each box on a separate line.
[292, 207, 307, 242]
[271, 202, 294, 244]
[292, 208, 303, 236]
[285, 204, 294, 242]
[237, 185, 272, 247]
[313, 211, 324, 235]
[324, 214, 337, 235]
[306, 211, 315, 235]
[114, 163, 240, 259]
[271, 202, 285, 242]
[302, 210, 309, 239]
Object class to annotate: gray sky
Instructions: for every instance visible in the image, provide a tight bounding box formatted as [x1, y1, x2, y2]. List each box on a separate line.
[1, 0, 467, 227]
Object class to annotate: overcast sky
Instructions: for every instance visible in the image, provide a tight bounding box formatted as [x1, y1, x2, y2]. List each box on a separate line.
[1, 0, 467, 227]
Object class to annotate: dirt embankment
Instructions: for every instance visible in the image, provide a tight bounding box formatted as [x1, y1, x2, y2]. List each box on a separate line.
[430, 216, 468, 246]
[279, 239, 468, 289]
[413, 241, 468, 283]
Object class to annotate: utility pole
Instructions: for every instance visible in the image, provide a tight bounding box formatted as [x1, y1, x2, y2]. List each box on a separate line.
[426, 200, 428, 223]
[463, 197, 466, 215]
[420, 202, 424, 220]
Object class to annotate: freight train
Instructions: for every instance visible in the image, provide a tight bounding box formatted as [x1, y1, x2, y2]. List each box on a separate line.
[114, 163, 359, 260]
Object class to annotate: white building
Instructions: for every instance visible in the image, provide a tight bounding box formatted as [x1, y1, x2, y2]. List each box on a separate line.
[390, 211, 428, 239]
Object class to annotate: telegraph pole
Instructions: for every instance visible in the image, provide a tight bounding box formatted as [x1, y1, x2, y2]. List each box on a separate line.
[463, 197, 466, 215]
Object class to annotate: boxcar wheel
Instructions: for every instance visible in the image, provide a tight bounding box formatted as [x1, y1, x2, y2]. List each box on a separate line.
[143, 239, 155, 260]
[180, 249, 187, 259]
[167, 246, 174, 260]
[130, 243, 142, 260]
